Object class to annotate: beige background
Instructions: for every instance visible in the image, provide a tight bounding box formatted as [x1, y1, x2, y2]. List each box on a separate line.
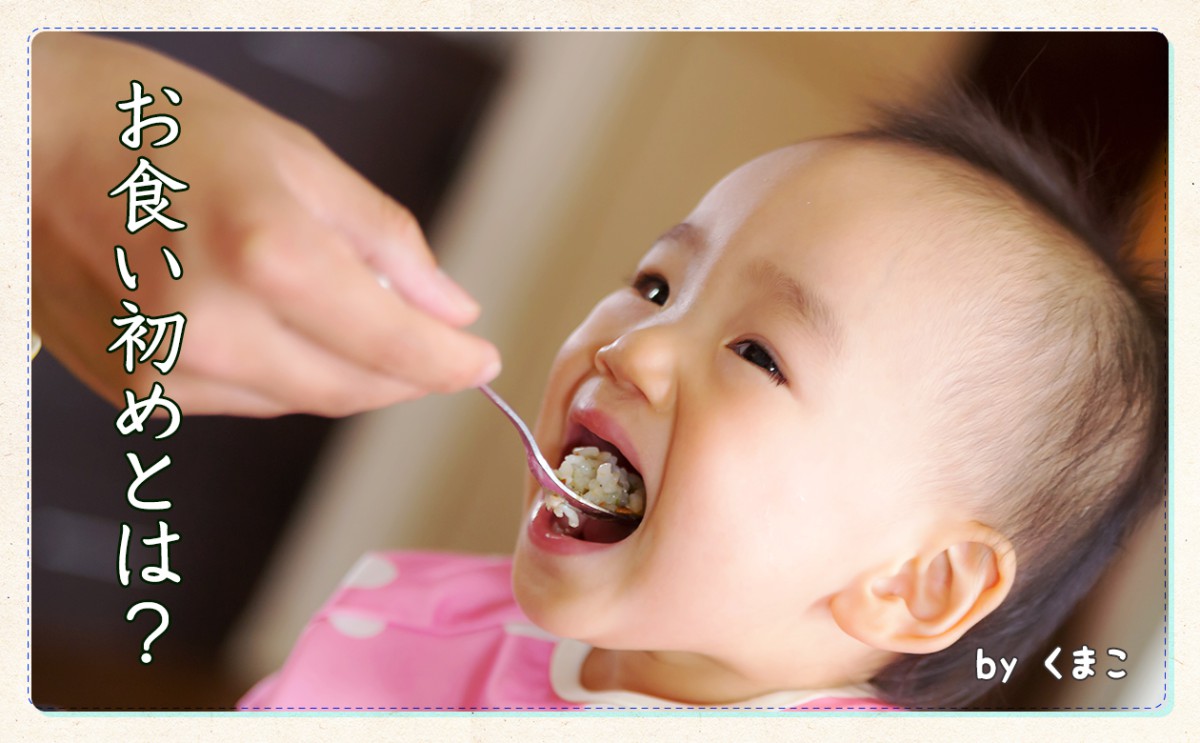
[1, 2, 1191, 741]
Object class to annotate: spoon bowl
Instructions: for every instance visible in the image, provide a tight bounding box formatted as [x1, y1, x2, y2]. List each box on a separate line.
[478, 384, 641, 524]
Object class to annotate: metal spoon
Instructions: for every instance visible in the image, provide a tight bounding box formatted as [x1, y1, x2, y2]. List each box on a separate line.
[478, 384, 640, 523]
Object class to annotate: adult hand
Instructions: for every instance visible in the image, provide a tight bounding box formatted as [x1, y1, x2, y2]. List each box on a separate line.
[33, 33, 500, 417]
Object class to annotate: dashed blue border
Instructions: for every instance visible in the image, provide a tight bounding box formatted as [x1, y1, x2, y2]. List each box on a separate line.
[25, 25, 1171, 716]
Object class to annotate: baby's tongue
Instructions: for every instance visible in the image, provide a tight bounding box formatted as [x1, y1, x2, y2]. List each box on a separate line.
[575, 515, 637, 543]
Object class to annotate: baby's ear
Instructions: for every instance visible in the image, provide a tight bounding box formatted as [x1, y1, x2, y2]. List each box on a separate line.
[829, 523, 1016, 654]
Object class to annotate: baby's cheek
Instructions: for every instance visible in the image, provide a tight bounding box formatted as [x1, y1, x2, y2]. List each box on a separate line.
[634, 525, 776, 643]
[676, 418, 791, 506]
[537, 310, 618, 425]
[571, 293, 653, 348]
[545, 296, 647, 394]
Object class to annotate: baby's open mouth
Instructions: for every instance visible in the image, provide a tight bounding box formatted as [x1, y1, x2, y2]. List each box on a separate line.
[541, 427, 645, 543]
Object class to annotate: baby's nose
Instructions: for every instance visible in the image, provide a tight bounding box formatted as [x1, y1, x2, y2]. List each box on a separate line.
[594, 326, 677, 411]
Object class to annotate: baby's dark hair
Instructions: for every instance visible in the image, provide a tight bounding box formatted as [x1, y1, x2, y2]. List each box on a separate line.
[845, 88, 1166, 709]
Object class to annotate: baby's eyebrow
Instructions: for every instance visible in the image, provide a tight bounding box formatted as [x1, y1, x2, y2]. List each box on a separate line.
[653, 222, 702, 251]
[744, 259, 843, 355]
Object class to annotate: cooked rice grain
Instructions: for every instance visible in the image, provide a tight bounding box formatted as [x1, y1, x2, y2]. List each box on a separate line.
[555, 446, 645, 515]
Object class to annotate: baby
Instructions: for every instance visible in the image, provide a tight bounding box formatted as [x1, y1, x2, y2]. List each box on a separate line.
[239, 91, 1165, 711]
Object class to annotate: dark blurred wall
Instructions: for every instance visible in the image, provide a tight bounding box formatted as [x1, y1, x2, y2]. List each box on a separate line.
[969, 32, 1167, 227]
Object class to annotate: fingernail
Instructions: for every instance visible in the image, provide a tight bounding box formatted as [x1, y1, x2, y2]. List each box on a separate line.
[474, 356, 502, 386]
[433, 269, 481, 317]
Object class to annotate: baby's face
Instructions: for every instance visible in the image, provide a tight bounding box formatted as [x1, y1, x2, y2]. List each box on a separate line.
[512, 141, 985, 685]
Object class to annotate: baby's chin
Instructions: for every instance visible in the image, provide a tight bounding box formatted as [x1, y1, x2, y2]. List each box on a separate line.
[510, 546, 627, 643]
[509, 555, 584, 638]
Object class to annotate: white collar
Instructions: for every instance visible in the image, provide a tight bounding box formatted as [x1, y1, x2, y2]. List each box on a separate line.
[549, 637, 878, 709]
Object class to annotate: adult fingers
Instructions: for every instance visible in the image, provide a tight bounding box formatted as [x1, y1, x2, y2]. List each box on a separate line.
[160, 374, 289, 418]
[240, 222, 500, 396]
[181, 294, 440, 416]
[281, 141, 481, 328]
[277, 247, 499, 396]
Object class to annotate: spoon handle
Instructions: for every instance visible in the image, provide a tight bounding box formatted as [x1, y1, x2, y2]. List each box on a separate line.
[477, 384, 557, 481]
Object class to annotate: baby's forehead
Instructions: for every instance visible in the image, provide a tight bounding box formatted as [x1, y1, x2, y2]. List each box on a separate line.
[849, 141, 1087, 269]
[700, 140, 1105, 366]
[706, 141, 1017, 255]
[708, 141, 1066, 294]
[759, 139, 1036, 227]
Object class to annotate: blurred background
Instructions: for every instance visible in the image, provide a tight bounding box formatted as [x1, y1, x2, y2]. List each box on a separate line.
[32, 31, 1167, 710]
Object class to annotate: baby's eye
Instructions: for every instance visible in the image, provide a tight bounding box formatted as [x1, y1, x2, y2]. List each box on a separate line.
[728, 340, 787, 386]
[631, 272, 670, 307]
